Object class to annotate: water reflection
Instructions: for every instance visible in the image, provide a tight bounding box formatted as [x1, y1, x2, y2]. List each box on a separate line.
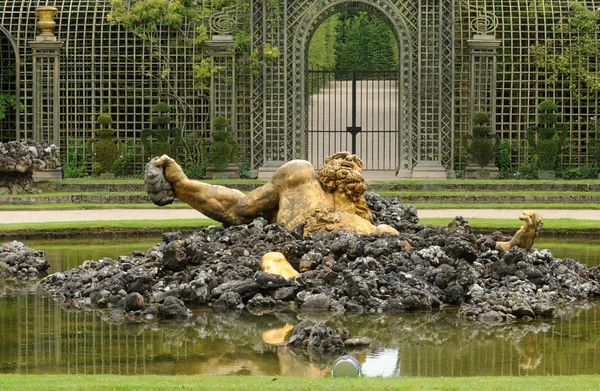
[537, 237, 600, 267]
[0, 293, 599, 377]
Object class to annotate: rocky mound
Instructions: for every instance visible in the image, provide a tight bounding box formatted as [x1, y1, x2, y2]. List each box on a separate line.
[0, 140, 61, 194]
[40, 194, 600, 322]
[0, 240, 50, 277]
[0, 140, 60, 173]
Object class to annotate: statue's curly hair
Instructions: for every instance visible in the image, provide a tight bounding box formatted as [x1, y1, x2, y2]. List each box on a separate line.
[317, 151, 373, 223]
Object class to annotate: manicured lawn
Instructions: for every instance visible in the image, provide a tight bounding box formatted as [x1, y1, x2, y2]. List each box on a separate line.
[0, 374, 599, 391]
[0, 219, 218, 233]
[419, 217, 600, 232]
[0, 217, 598, 235]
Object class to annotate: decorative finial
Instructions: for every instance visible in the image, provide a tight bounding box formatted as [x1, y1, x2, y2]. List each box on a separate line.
[35, 6, 59, 41]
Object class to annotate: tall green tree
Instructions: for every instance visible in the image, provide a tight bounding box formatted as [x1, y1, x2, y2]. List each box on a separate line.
[308, 14, 339, 71]
[530, 2, 600, 96]
[334, 11, 397, 71]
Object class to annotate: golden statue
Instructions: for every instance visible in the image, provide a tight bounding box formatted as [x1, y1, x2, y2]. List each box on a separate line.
[148, 153, 543, 278]
[153, 152, 398, 236]
[495, 211, 543, 252]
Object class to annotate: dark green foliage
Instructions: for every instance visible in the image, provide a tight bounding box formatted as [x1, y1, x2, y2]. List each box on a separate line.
[88, 113, 120, 175]
[63, 142, 88, 178]
[526, 100, 567, 172]
[0, 93, 16, 121]
[464, 112, 498, 168]
[237, 162, 256, 179]
[472, 112, 489, 125]
[498, 140, 513, 179]
[558, 164, 600, 179]
[334, 11, 397, 71]
[537, 139, 560, 170]
[112, 148, 137, 177]
[183, 162, 207, 179]
[141, 102, 181, 159]
[591, 122, 600, 164]
[212, 115, 229, 131]
[470, 138, 495, 167]
[517, 163, 539, 179]
[203, 116, 238, 171]
[96, 113, 113, 126]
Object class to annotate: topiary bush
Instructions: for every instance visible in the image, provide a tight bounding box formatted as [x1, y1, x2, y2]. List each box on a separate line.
[204, 116, 238, 171]
[88, 113, 120, 175]
[527, 100, 567, 172]
[464, 111, 499, 168]
[141, 102, 182, 160]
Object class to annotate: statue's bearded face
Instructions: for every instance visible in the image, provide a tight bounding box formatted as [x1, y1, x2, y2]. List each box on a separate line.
[317, 152, 367, 203]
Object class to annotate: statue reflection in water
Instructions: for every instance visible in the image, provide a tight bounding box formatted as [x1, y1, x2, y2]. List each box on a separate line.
[515, 332, 543, 372]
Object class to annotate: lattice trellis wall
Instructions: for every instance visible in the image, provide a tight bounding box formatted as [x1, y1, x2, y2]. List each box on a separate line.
[251, 0, 455, 175]
[455, 0, 600, 170]
[2, 0, 600, 175]
[0, 27, 18, 142]
[0, 0, 251, 174]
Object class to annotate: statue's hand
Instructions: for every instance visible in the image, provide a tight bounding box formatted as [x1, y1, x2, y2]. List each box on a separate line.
[155, 154, 174, 168]
[155, 154, 186, 183]
[145, 157, 175, 206]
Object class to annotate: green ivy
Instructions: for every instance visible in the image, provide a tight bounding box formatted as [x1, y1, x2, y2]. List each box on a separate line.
[497, 140, 513, 179]
[0, 93, 15, 121]
[63, 142, 89, 178]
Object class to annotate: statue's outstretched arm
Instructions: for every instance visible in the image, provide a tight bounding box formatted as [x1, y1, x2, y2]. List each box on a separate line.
[155, 155, 279, 225]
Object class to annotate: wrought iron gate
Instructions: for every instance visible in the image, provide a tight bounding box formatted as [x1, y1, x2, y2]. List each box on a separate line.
[307, 69, 399, 171]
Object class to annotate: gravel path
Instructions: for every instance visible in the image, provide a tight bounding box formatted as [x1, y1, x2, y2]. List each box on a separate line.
[1, 208, 598, 224]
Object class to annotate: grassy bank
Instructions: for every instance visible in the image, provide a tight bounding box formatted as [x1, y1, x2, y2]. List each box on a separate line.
[0, 217, 598, 237]
[5, 202, 600, 211]
[0, 219, 217, 236]
[0, 374, 599, 391]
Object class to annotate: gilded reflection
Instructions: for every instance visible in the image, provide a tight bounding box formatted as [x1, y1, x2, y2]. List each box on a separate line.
[1, 293, 599, 377]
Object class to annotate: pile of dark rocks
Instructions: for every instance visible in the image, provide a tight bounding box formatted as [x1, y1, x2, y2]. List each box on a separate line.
[285, 320, 371, 356]
[0, 240, 50, 277]
[40, 194, 600, 323]
[0, 140, 60, 194]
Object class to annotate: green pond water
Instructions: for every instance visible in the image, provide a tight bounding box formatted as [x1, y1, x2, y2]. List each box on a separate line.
[0, 236, 598, 377]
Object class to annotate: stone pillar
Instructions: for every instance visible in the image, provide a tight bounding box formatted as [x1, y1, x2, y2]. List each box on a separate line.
[207, 35, 236, 129]
[465, 34, 501, 179]
[206, 34, 240, 178]
[29, 6, 63, 180]
[29, 6, 63, 146]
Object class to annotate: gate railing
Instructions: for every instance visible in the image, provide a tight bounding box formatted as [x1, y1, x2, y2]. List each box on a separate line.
[307, 69, 399, 171]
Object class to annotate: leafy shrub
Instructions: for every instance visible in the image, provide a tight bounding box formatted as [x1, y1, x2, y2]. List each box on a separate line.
[183, 162, 207, 179]
[237, 162, 257, 179]
[516, 163, 538, 179]
[112, 149, 133, 177]
[204, 116, 238, 171]
[63, 145, 88, 178]
[558, 165, 600, 179]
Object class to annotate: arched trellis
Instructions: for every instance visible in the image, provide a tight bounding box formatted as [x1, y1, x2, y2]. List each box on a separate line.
[250, 0, 455, 178]
[0, 25, 21, 138]
[293, 1, 416, 174]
